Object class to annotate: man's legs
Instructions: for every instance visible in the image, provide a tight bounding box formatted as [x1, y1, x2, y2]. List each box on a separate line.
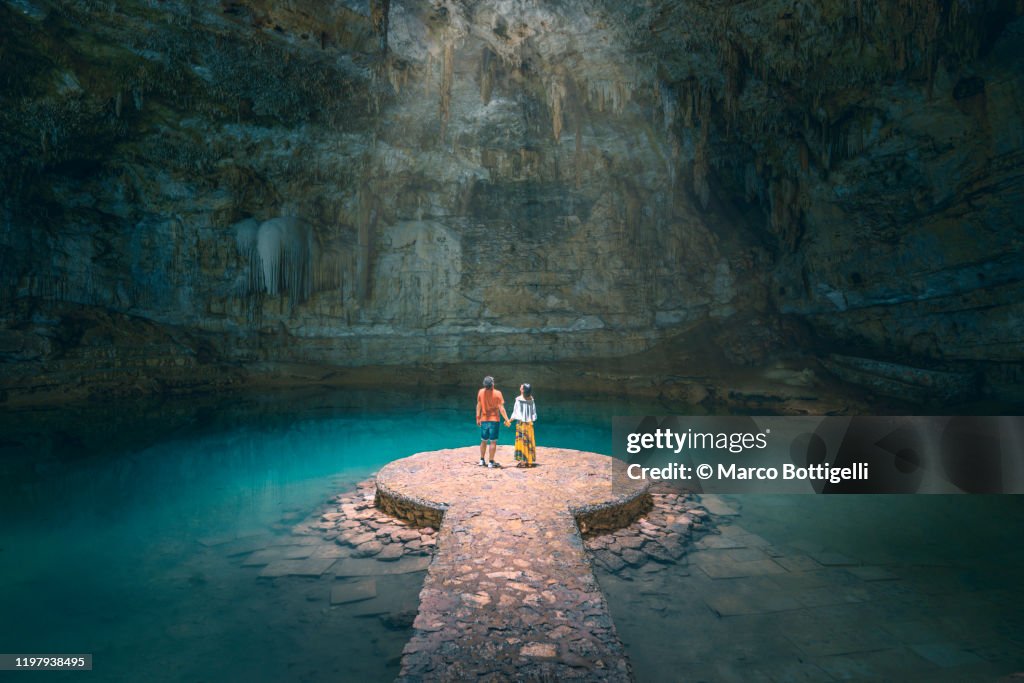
[480, 421, 500, 467]
[479, 421, 491, 465]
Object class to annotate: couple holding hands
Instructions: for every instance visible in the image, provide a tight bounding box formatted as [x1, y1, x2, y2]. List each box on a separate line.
[475, 375, 538, 469]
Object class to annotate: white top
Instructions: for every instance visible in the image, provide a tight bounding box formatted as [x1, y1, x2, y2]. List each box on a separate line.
[510, 396, 537, 423]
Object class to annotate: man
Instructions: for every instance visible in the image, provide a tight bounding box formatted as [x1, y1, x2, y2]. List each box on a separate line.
[476, 375, 510, 468]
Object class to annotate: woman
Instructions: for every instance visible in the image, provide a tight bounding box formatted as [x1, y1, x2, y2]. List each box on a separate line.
[506, 383, 538, 468]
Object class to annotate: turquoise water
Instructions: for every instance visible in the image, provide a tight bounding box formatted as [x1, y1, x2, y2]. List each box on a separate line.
[0, 388, 671, 682]
[600, 493, 1024, 682]
[9, 388, 1019, 682]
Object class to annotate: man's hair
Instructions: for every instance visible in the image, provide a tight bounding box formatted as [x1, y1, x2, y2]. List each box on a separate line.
[483, 376, 494, 388]
[522, 383, 532, 397]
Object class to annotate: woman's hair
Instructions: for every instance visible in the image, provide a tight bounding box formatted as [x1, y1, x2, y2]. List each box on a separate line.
[483, 376, 494, 388]
[521, 383, 532, 397]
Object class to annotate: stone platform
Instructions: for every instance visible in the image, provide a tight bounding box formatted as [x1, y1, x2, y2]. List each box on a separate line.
[375, 446, 651, 682]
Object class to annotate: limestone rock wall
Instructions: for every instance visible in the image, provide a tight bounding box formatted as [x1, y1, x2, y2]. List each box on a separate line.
[1, 0, 1022, 403]
[642, 0, 1024, 398]
[0, 0, 758, 371]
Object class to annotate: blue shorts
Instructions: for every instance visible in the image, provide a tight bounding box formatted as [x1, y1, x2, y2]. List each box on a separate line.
[480, 421, 499, 442]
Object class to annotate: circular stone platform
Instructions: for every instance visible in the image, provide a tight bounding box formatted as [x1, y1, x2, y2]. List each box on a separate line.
[374, 446, 651, 682]
[376, 445, 651, 534]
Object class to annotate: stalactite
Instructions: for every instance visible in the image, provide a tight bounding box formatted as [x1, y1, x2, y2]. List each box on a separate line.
[423, 52, 434, 97]
[234, 216, 314, 302]
[388, 59, 410, 94]
[670, 136, 680, 202]
[480, 48, 494, 105]
[370, 0, 390, 54]
[693, 133, 710, 210]
[820, 116, 831, 171]
[234, 218, 261, 295]
[574, 113, 583, 190]
[355, 192, 377, 302]
[743, 161, 760, 203]
[439, 40, 454, 142]
[548, 77, 566, 142]
[313, 244, 347, 295]
[769, 177, 801, 251]
[659, 82, 676, 132]
[722, 40, 742, 121]
[584, 79, 629, 115]
[692, 85, 712, 209]
[256, 223, 284, 297]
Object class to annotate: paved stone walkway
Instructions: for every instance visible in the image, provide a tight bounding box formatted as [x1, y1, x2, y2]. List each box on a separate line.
[375, 446, 650, 682]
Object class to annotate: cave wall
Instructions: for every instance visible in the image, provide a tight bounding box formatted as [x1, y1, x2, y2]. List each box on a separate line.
[642, 0, 1024, 397]
[1, 0, 1022, 403]
[0, 0, 760, 370]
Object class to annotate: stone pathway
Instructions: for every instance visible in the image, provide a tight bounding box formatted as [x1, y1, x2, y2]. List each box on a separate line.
[375, 446, 652, 682]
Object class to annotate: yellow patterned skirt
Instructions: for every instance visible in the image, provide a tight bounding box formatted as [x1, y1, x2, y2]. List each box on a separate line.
[514, 421, 536, 467]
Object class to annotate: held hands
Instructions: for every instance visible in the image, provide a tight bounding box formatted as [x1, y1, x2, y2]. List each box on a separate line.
[504, 420, 512, 427]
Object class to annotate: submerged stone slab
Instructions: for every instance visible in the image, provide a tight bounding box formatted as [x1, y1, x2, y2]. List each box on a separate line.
[696, 534, 747, 549]
[375, 446, 650, 682]
[697, 557, 787, 579]
[258, 557, 336, 578]
[280, 545, 316, 560]
[705, 591, 802, 616]
[310, 544, 350, 559]
[376, 544, 405, 561]
[330, 579, 377, 605]
[241, 548, 290, 567]
[334, 556, 431, 577]
[773, 554, 823, 572]
[219, 536, 274, 557]
[697, 495, 739, 516]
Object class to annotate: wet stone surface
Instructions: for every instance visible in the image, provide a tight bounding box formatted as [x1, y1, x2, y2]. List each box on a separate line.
[373, 446, 707, 682]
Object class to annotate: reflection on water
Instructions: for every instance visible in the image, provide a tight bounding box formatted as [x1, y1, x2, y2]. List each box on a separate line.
[0, 387, 679, 682]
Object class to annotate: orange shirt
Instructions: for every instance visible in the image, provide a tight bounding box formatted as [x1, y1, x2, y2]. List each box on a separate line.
[477, 388, 504, 421]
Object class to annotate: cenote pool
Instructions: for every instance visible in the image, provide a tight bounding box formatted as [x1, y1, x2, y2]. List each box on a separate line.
[0, 387, 674, 682]
[599, 494, 1024, 682]
[2, 388, 1022, 682]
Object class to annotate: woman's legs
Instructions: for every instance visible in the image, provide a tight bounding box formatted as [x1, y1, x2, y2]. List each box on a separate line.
[514, 422, 526, 464]
[518, 422, 536, 467]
